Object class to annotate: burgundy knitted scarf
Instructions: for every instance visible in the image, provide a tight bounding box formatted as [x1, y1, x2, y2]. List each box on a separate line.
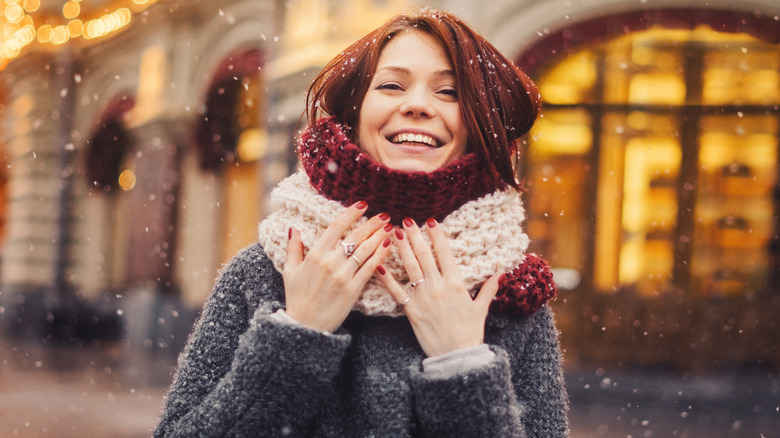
[296, 117, 556, 317]
[299, 117, 503, 226]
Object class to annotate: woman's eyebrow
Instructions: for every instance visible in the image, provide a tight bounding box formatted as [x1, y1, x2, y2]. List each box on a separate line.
[375, 66, 455, 79]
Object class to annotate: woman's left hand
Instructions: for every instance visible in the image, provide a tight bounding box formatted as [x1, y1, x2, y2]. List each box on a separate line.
[376, 218, 501, 357]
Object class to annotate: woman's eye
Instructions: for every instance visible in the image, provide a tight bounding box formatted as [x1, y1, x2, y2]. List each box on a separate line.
[438, 88, 458, 99]
[377, 83, 403, 91]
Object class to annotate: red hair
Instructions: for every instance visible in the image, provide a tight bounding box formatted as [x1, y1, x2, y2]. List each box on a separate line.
[306, 7, 541, 189]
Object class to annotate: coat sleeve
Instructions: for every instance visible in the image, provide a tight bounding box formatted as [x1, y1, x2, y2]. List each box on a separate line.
[410, 305, 569, 438]
[154, 244, 351, 437]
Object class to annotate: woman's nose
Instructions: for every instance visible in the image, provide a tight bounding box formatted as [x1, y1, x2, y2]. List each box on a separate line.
[399, 88, 435, 118]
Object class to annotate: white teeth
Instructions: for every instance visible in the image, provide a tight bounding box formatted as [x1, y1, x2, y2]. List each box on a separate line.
[390, 133, 439, 147]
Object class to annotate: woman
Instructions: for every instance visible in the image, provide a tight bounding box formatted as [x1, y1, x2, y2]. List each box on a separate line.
[156, 8, 568, 437]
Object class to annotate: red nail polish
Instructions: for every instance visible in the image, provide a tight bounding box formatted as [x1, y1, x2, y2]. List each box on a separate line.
[288, 227, 292, 240]
[383, 223, 393, 232]
[426, 218, 437, 228]
[403, 217, 414, 227]
[394, 228, 404, 240]
[376, 265, 386, 275]
[382, 237, 391, 247]
[354, 200, 367, 209]
[379, 212, 390, 221]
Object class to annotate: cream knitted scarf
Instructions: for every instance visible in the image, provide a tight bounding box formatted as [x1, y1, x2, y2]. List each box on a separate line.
[258, 170, 529, 316]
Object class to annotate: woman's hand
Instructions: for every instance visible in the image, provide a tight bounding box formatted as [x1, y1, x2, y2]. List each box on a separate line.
[284, 201, 393, 333]
[377, 218, 501, 357]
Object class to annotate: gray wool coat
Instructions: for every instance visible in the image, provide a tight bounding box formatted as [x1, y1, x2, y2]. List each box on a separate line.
[154, 243, 569, 437]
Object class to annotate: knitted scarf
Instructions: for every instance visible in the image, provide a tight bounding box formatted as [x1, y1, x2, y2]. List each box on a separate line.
[258, 117, 555, 317]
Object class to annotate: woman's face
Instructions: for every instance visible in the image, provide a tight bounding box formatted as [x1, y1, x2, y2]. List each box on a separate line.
[357, 31, 468, 172]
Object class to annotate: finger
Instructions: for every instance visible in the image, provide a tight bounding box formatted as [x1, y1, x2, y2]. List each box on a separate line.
[341, 213, 391, 256]
[312, 201, 368, 252]
[374, 263, 411, 307]
[474, 272, 502, 310]
[285, 227, 303, 270]
[348, 223, 393, 272]
[402, 218, 438, 276]
[393, 227, 424, 283]
[351, 236, 392, 286]
[424, 218, 458, 278]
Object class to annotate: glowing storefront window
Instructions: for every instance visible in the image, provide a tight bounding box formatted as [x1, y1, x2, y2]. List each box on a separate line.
[527, 25, 779, 297]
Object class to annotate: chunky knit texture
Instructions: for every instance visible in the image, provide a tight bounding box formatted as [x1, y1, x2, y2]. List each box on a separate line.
[300, 117, 503, 226]
[258, 170, 531, 316]
[495, 253, 557, 316]
[259, 118, 556, 316]
[155, 244, 569, 437]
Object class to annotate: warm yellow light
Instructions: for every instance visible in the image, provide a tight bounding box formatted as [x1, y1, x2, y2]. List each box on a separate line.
[17, 23, 33, 44]
[85, 19, 102, 38]
[0, 0, 150, 70]
[62, 1, 80, 19]
[83, 8, 132, 39]
[118, 169, 136, 191]
[3, 22, 17, 39]
[22, 0, 39, 13]
[4, 3, 24, 23]
[531, 110, 593, 155]
[51, 25, 69, 45]
[2, 39, 20, 58]
[237, 129, 267, 162]
[117, 7, 131, 24]
[36, 23, 51, 43]
[628, 73, 686, 104]
[67, 19, 82, 38]
[538, 51, 597, 105]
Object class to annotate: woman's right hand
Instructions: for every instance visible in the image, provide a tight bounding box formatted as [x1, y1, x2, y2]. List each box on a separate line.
[283, 201, 393, 333]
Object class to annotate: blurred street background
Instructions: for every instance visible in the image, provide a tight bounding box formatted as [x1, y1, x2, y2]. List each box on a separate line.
[2, 0, 780, 436]
[2, 336, 779, 437]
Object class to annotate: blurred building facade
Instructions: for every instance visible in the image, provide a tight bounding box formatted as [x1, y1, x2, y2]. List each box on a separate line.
[0, 0, 778, 372]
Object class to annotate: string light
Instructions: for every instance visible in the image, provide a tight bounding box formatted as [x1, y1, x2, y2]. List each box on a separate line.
[1, 0, 158, 70]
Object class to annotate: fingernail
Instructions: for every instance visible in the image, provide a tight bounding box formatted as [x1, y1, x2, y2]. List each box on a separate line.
[403, 217, 414, 227]
[426, 218, 437, 228]
[376, 265, 386, 275]
[379, 212, 390, 221]
[288, 227, 292, 240]
[382, 237, 391, 247]
[383, 223, 393, 232]
[354, 200, 367, 209]
[394, 228, 404, 240]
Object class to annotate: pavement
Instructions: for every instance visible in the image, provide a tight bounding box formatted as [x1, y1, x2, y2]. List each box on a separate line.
[2, 337, 779, 438]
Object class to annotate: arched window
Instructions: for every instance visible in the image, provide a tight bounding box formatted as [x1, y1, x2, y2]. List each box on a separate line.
[83, 96, 135, 291]
[524, 20, 779, 299]
[193, 49, 266, 264]
[521, 10, 780, 369]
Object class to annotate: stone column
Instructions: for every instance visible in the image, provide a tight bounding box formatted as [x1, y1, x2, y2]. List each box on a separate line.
[0, 50, 78, 338]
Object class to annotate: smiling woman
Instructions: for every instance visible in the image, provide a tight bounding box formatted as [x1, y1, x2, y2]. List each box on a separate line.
[155, 7, 567, 438]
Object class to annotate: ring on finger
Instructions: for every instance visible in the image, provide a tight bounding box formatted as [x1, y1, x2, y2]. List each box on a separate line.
[341, 240, 357, 257]
[410, 278, 425, 289]
[349, 254, 362, 266]
[400, 296, 411, 307]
